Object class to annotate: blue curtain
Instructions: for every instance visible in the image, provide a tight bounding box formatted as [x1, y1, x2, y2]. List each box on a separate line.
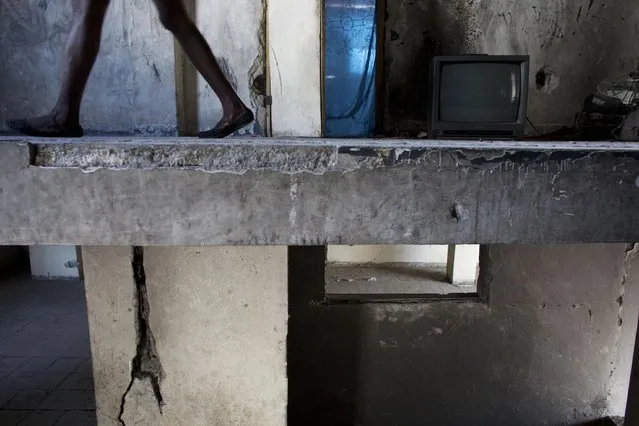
[324, 0, 377, 137]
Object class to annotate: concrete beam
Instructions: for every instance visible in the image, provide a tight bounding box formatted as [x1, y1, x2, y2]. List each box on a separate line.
[1, 137, 639, 246]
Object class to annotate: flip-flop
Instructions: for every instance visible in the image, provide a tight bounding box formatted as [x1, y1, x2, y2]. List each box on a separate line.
[198, 110, 254, 139]
[6, 119, 84, 138]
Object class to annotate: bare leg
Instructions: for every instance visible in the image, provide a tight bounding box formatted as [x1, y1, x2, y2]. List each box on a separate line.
[152, 0, 253, 137]
[7, 0, 111, 137]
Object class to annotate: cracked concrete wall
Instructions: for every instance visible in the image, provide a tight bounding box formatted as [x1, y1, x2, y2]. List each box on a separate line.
[0, 0, 265, 135]
[82, 246, 287, 426]
[383, 0, 639, 135]
[289, 244, 639, 425]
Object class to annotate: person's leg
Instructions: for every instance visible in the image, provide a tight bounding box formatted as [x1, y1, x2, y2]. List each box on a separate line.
[152, 0, 253, 137]
[7, 0, 111, 137]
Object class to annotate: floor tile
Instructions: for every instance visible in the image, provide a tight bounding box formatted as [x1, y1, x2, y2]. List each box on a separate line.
[0, 370, 66, 391]
[38, 390, 95, 410]
[72, 359, 92, 375]
[0, 276, 95, 420]
[46, 359, 84, 374]
[58, 374, 93, 391]
[15, 359, 57, 373]
[24, 373, 69, 391]
[53, 410, 97, 425]
[19, 409, 64, 426]
[0, 409, 28, 425]
[4, 390, 51, 409]
[2, 370, 38, 390]
[0, 357, 28, 372]
[0, 390, 20, 409]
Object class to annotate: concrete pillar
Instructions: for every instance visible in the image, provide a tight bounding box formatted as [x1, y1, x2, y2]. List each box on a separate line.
[82, 246, 287, 425]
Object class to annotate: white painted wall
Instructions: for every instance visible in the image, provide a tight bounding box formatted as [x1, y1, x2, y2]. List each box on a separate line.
[268, 0, 322, 136]
[29, 246, 79, 279]
[446, 244, 480, 285]
[328, 245, 448, 264]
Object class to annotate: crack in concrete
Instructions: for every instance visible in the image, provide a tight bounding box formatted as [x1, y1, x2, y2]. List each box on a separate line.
[248, 0, 267, 137]
[118, 246, 165, 426]
[619, 243, 638, 327]
[603, 243, 638, 402]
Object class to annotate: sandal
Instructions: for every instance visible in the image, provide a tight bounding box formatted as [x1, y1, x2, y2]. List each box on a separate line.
[198, 110, 254, 139]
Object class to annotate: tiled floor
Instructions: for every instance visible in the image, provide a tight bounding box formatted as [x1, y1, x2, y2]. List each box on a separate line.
[0, 274, 96, 425]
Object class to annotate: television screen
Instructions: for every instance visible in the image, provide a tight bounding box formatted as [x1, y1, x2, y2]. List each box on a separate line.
[439, 62, 522, 123]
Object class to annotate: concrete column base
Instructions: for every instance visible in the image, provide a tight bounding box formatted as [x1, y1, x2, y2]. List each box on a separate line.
[82, 246, 287, 425]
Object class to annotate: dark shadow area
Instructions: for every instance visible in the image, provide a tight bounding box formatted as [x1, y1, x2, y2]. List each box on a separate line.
[383, 0, 475, 136]
[577, 417, 624, 425]
[0, 247, 29, 277]
[287, 245, 626, 425]
[288, 246, 362, 426]
[0, 249, 96, 425]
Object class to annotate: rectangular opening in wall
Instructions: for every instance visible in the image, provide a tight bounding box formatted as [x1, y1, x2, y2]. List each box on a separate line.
[325, 245, 480, 301]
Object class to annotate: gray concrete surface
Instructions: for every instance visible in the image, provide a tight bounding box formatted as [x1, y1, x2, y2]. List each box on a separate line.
[288, 244, 639, 425]
[1, 138, 639, 246]
[82, 246, 287, 426]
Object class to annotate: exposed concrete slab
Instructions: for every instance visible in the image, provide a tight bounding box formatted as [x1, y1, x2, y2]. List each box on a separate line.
[2, 137, 639, 246]
[82, 245, 287, 426]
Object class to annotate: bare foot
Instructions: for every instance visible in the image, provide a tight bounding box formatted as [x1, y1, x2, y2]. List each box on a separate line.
[199, 107, 254, 139]
[6, 114, 83, 138]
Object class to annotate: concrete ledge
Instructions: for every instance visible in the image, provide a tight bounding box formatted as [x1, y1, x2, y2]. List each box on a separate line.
[1, 137, 639, 245]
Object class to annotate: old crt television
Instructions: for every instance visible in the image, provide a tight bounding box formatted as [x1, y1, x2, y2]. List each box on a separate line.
[428, 55, 530, 139]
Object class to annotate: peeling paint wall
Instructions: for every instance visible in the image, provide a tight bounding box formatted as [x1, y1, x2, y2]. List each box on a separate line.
[384, 0, 639, 135]
[289, 244, 639, 424]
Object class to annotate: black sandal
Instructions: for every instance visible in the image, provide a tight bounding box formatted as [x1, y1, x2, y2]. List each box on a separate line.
[198, 110, 254, 139]
[6, 118, 84, 138]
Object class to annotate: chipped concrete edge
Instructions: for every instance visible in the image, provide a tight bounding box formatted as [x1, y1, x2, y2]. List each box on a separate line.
[2, 138, 637, 175]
